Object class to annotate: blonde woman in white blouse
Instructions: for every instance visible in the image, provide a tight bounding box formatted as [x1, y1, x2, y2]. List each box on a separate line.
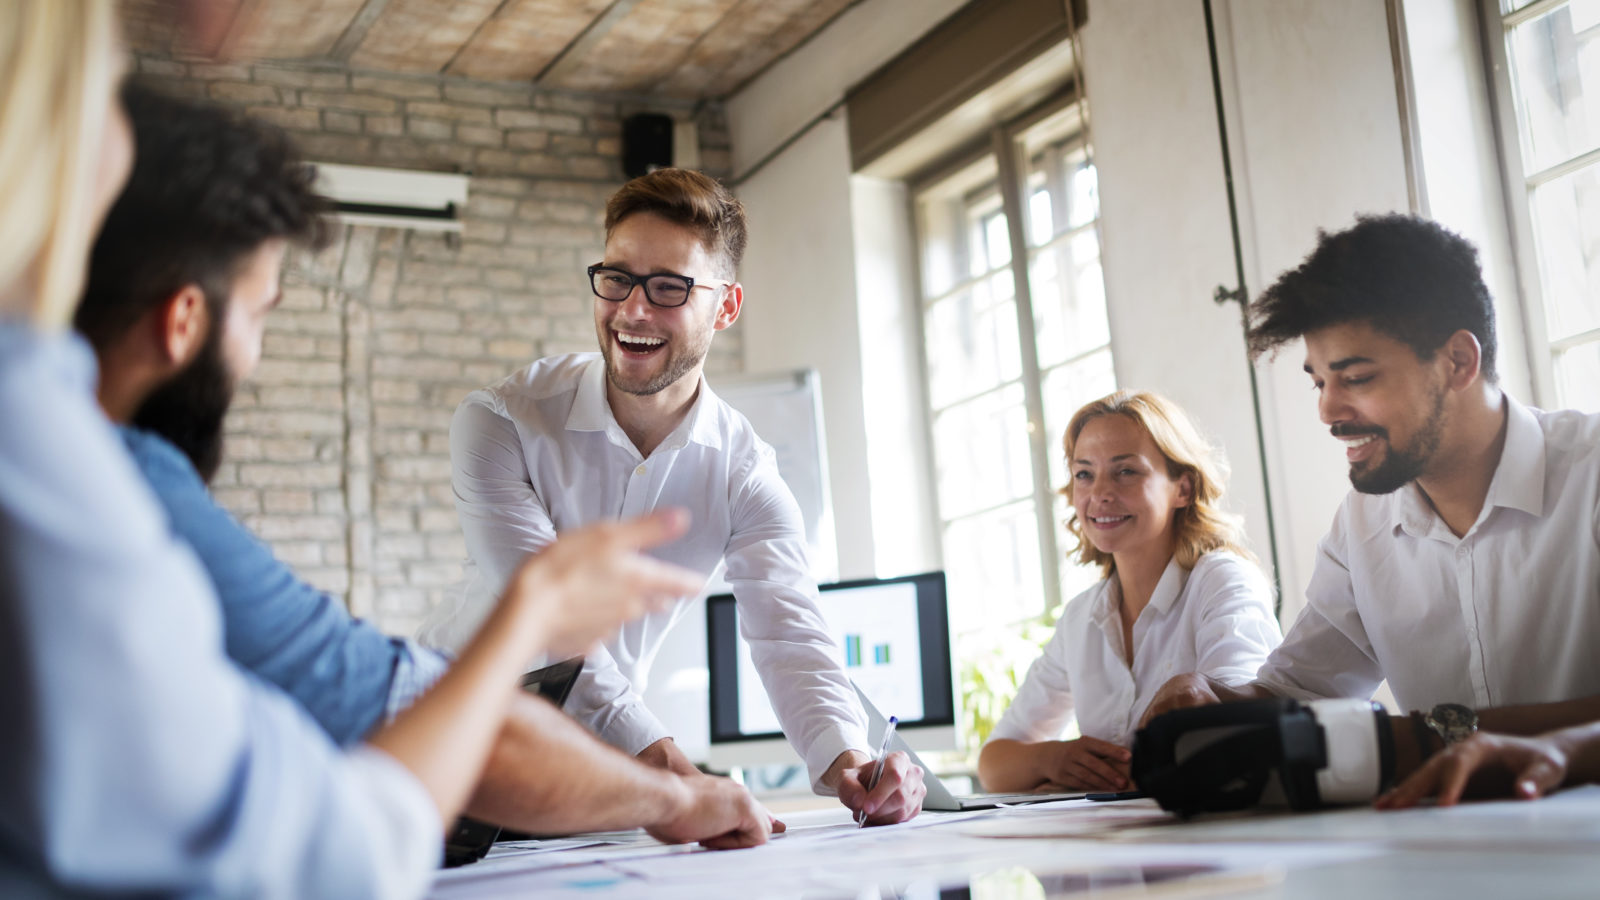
[978, 390, 1282, 793]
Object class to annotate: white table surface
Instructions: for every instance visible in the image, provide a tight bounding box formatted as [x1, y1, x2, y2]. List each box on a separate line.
[429, 785, 1600, 899]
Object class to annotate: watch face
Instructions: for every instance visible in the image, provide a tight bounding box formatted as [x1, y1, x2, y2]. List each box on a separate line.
[1428, 703, 1478, 741]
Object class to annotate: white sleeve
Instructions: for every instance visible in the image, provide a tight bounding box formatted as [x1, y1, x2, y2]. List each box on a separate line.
[1188, 554, 1284, 687]
[986, 615, 1078, 744]
[725, 449, 869, 790]
[1253, 524, 1384, 702]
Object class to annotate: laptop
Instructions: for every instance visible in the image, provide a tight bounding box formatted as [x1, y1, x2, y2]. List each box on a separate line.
[853, 685, 1086, 811]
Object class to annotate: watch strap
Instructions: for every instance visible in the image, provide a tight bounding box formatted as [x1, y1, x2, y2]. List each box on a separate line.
[1410, 710, 1437, 764]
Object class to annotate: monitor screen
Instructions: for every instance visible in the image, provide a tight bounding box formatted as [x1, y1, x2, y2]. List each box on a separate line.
[707, 571, 955, 744]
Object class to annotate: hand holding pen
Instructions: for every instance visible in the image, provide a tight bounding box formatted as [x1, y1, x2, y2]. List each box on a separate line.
[856, 717, 899, 827]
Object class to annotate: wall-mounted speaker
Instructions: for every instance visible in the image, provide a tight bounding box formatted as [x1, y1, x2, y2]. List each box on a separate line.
[622, 113, 674, 178]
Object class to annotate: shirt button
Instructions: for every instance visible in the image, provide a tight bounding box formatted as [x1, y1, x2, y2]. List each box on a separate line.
[635, 464, 647, 476]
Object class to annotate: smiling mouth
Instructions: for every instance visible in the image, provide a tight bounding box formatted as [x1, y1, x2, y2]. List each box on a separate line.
[1088, 515, 1131, 529]
[1338, 432, 1382, 462]
[613, 329, 666, 357]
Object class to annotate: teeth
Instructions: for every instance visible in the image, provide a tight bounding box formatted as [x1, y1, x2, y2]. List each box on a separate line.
[617, 332, 665, 347]
[1340, 435, 1376, 448]
[1091, 516, 1128, 524]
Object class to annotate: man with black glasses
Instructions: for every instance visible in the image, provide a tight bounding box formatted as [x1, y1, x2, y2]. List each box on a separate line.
[420, 169, 926, 825]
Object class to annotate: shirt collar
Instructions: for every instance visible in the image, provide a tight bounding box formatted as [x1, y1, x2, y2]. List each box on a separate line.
[1483, 395, 1546, 519]
[1092, 555, 1188, 620]
[565, 354, 723, 451]
[1391, 393, 1547, 537]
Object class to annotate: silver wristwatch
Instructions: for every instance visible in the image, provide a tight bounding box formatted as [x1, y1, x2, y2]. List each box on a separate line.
[1424, 702, 1479, 746]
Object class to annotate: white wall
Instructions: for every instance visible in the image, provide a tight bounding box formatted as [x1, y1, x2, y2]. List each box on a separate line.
[725, 0, 969, 179]
[736, 112, 879, 579]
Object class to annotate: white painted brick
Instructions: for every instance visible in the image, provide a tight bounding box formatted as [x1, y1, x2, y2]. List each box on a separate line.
[238, 463, 343, 489]
[407, 562, 463, 587]
[274, 541, 325, 567]
[248, 514, 344, 541]
[263, 489, 317, 514]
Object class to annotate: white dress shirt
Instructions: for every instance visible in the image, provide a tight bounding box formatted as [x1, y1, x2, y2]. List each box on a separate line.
[987, 551, 1281, 748]
[1254, 397, 1600, 711]
[0, 322, 438, 898]
[419, 352, 868, 785]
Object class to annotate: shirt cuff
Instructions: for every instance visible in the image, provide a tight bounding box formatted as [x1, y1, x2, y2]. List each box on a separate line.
[598, 699, 674, 757]
[344, 744, 442, 898]
[384, 641, 452, 722]
[804, 721, 870, 795]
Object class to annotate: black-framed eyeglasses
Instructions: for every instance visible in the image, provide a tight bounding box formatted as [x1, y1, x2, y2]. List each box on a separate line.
[587, 263, 731, 309]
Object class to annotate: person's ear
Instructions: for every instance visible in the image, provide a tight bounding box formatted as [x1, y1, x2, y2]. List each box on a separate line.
[1175, 472, 1195, 509]
[159, 285, 209, 367]
[712, 282, 742, 331]
[1440, 329, 1482, 391]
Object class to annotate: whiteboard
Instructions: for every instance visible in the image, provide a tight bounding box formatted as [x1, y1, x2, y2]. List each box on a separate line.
[708, 368, 838, 583]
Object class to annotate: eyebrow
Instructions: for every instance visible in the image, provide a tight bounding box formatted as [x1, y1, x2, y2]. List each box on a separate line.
[1073, 454, 1140, 466]
[1303, 355, 1375, 374]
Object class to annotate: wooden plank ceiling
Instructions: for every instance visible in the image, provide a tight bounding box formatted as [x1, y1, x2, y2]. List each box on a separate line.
[124, 0, 858, 100]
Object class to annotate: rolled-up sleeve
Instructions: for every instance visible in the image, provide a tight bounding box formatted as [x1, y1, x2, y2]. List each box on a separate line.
[1189, 555, 1283, 688]
[724, 448, 869, 789]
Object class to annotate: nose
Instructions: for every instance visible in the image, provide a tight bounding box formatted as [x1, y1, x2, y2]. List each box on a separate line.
[1317, 383, 1348, 426]
[617, 281, 653, 320]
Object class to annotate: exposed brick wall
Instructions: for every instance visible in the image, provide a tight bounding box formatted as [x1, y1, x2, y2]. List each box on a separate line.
[135, 56, 742, 637]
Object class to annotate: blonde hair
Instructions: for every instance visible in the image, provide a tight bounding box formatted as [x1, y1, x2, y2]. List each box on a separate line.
[0, 0, 121, 329]
[1060, 390, 1256, 577]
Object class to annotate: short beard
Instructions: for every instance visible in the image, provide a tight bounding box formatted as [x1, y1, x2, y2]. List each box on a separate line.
[1347, 385, 1446, 495]
[132, 325, 236, 484]
[600, 317, 713, 398]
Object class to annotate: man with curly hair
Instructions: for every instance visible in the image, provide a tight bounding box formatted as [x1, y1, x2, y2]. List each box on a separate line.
[1142, 214, 1600, 788]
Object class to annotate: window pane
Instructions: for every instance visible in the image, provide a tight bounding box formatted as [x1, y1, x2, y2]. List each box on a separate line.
[944, 500, 1044, 632]
[1528, 162, 1600, 341]
[1506, 2, 1600, 174]
[1031, 231, 1111, 369]
[931, 383, 1032, 519]
[1068, 163, 1100, 229]
[1554, 339, 1600, 412]
[1028, 189, 1053, 247]
[916, 156, 1001, 298]
[923, 275, 1022, 408]
[1039, 348, 1119, 493]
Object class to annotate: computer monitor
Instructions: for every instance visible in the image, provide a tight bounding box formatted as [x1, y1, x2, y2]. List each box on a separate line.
[705, 571, 957, 770]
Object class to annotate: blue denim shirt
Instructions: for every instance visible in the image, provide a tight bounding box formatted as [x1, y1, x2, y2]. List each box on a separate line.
[119, 426, 449, 745]
[0, 321, 439, 897]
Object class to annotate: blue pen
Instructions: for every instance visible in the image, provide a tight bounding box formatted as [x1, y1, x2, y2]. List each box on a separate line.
[856, 716, 898, 828]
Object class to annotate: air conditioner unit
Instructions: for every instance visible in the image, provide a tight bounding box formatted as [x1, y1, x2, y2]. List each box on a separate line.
[313, 163, 468, 233]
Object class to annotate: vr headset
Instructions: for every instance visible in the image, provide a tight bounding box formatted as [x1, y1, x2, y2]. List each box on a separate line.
[1131, 697, 1395, 817]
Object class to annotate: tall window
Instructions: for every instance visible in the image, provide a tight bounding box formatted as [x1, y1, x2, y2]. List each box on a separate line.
[1496, 0, 1600, 411]
[912, 103, 1114, 641]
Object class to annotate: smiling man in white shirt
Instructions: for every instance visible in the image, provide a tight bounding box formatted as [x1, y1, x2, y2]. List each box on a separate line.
[1142, 214, 1600, 779]
[421, 168, 925, 825]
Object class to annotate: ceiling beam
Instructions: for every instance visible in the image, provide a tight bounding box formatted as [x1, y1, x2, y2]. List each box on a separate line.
[327, 0, 393, 62]
[534, 0, 646, 84]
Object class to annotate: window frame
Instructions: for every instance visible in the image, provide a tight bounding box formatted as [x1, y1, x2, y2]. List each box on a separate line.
[907, 91, 1106, 629]
[1480, 0, 1600, 407]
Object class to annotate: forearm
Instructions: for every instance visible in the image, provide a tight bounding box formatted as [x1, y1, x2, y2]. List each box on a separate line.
[977, 739, 1053, 792]
[1217, 678, 1279, 704]
[1478, 695, 1600, 736]
[636, 737, 703, 778]
[368, 593, 549, 825]
[464, 694, 691, 834]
